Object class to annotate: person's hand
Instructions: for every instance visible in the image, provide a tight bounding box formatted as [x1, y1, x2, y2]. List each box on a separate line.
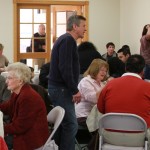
[42, 45, 46, 50]
[72, 91, 81, 104]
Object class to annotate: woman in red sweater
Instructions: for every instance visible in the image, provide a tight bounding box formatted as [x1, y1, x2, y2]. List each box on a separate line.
[0, 62, 49, 150]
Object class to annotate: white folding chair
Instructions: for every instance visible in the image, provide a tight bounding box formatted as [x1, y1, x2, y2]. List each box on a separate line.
[99, 113, 148, 150]
[0, 111, 4, 138]
[42, 106, 65, 150]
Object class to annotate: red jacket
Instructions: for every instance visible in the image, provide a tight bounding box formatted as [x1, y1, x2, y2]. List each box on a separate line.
[0, 84, 49, 150]
[97, 75, 150, 127]
[0, 136, 8, 150]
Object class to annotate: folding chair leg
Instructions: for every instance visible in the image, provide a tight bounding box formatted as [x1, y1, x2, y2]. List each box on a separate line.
[75, 138, 82, 150]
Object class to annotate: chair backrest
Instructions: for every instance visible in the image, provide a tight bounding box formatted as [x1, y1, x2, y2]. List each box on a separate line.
[0, 111, 4, 138]
[99, 113, 147, 134]
[42, 106, 65, 150]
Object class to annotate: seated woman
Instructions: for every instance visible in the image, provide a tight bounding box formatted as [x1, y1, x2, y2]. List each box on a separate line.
[0, 62, 49, 150]
[75, 59, 109, 126]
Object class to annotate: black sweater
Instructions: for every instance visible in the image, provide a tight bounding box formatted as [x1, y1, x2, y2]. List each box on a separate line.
[48, 33, 79, 95]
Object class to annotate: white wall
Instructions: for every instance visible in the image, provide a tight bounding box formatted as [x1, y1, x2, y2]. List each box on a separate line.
[120, 0, 150, 54]
[1, 0, 150, 61]
[89, 0, 120, 55]
[0, 0, 13, 63]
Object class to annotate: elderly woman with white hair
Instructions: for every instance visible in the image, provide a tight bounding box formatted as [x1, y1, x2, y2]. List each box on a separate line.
[0, 62, 49, 150]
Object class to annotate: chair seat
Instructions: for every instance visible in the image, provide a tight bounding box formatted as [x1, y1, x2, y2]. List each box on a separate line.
[102, 143, 144, 150]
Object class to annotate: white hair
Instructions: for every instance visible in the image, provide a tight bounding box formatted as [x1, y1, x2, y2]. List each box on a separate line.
[6, 62, 31, 83]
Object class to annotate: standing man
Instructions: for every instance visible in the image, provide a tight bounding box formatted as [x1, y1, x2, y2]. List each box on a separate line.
[30, 24, 46, 69]
[48, 15, 86, 150]
[30, 24, 46, 52]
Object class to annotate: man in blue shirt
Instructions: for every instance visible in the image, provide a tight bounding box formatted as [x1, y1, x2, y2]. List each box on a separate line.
[48, 15, 86, 150]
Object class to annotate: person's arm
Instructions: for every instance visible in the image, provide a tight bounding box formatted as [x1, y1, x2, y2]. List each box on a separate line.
[5, 56, 9, 66]
[0, 96, 13, 117]
[4, 94, 45, 135]
[78, 78, 105, 105]
[39, 63, 50, 88]
[72, 91, 81, 104]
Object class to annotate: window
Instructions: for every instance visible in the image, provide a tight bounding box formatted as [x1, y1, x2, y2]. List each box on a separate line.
[13, 0, 89, 68]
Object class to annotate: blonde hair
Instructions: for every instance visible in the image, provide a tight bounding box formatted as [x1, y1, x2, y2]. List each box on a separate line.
[84, 59, 109, 80]
[0, 43, 4, 51]
[6, 62, 31, 83]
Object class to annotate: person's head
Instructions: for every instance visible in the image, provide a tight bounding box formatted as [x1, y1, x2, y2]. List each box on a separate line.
[6, 62, 31, 93]
[106, 42, 115, 56]
[117, 47, 131, 63]
[0, 43, 4, 55]
[122, 45, 130, 51]
[38, 24, 46, 36]
[108, 57, 125, 78]
[142, 24, 150, 36]
[67, 15, 86, 39]
[84, 59, 109, 82]
[78, 41, 98, 52]
[126, 54, 145, 75]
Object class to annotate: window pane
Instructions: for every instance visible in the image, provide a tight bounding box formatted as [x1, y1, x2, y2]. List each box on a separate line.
[20, 24, 32, 38]
[20, 39, 31, 53]
[20, 9, 32, 23]
[57, 12, 66, 24]
[34, 9, 46, 23]
[57, 25, 66, 37]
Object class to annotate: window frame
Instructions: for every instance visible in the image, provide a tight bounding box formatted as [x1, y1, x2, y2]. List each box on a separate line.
[13, 0, 89, 62]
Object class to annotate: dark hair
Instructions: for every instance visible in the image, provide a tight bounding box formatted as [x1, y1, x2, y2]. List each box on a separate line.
[117, 47, 131, 56]
[126, 54, 145, 73]
[108, 57, 125, 78]
[67, 15, 86, 31]
[106, 42, 115, 48]
[142, 24, 149, 36]
[78, 41, 98, 52]
[122, 45, 130, 50]
[29, 66, 34, 72]
[77, 41, 104, 74]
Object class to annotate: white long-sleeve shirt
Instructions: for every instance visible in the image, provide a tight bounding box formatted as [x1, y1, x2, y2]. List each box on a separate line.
[75, 75, 105, 118]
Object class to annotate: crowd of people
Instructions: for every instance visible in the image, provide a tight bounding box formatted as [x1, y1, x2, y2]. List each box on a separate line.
[0, 16, 150, 150]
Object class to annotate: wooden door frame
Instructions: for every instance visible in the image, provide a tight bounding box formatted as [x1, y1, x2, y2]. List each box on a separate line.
[13, 0, 89, 62]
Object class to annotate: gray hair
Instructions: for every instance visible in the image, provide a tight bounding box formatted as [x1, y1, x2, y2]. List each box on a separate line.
[6, 62, 31, 83]
[67, 15, 86, 31]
